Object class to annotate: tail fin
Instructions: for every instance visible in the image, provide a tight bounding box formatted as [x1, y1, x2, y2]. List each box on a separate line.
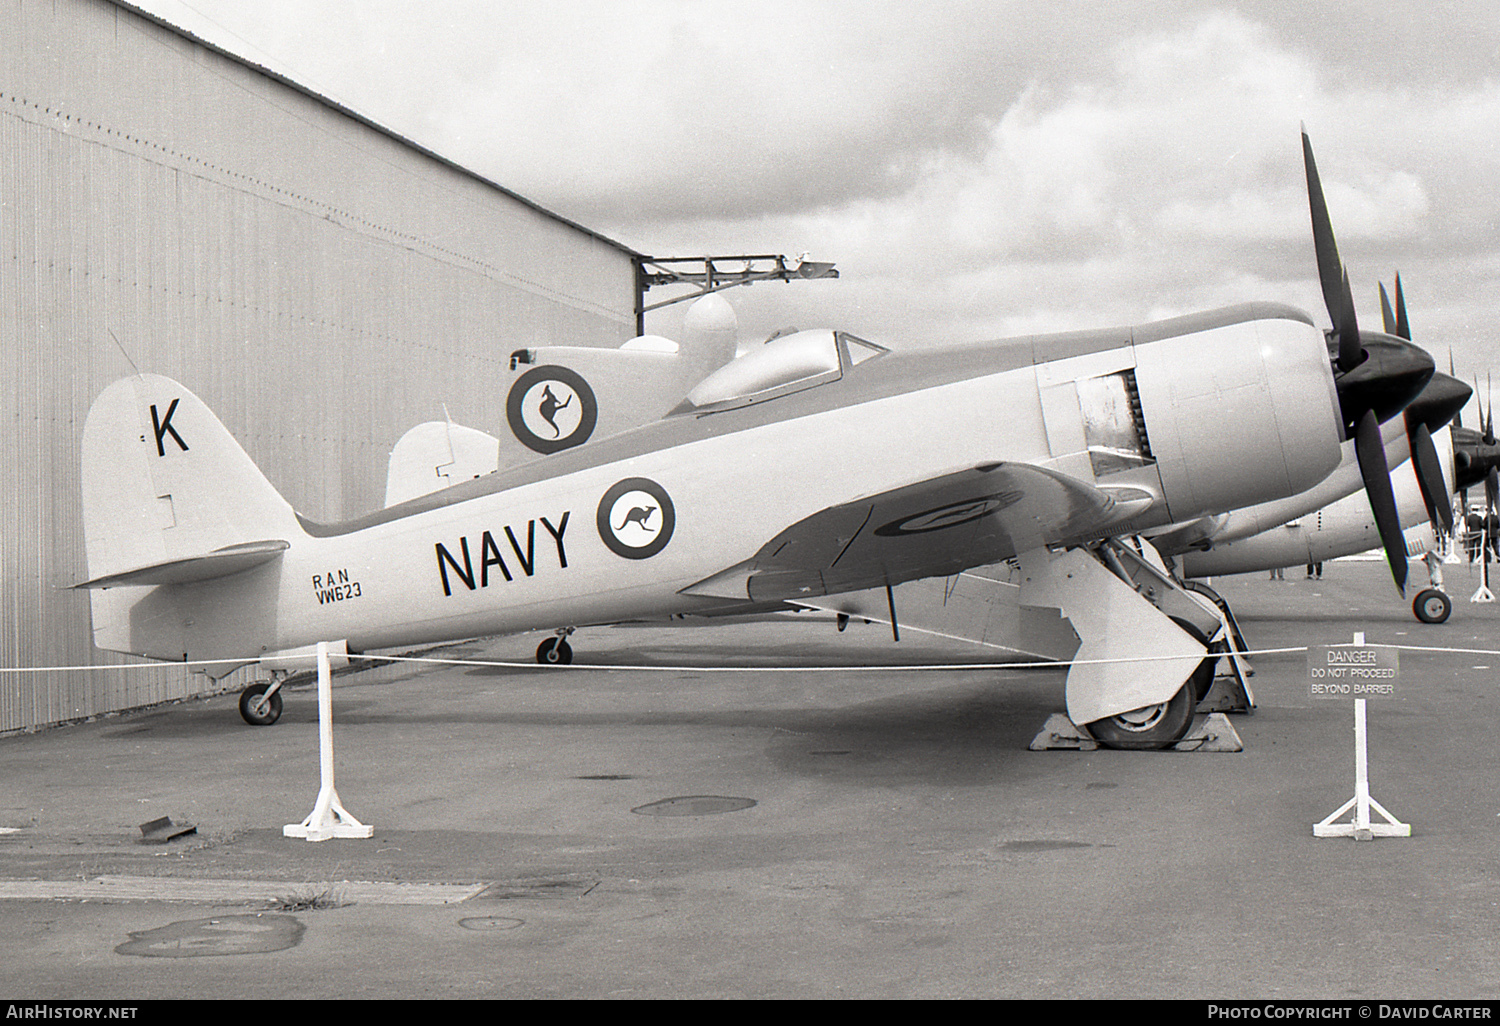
[78, 374, 300, 588]
[384, 419, 501, 507]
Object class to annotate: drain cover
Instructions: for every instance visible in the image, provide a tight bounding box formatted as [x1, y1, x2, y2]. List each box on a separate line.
[631, 795, 757, 817]
[116, 914, 304, 958]
[459, 916, 525, 931]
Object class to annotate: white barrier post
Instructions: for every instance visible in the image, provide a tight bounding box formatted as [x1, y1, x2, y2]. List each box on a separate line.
[1312, 632, 1410, 840]
[284, 641, 373, 841]
[1474, 538, 1496, 603]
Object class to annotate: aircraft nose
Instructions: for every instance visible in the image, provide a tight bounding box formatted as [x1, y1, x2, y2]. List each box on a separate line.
[1332, 332, 1434, 436]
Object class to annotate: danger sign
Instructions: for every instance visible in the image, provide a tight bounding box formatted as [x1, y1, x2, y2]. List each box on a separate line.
[1307, 645, 1399, 698]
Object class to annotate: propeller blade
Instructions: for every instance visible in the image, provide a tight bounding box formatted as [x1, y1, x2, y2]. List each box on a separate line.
[1476, 375, 1487, 440]
[1355, 409, 1408, 595]
[1394, 273, 1411, 341]
[1451, 351, 1463, 428]
[1488, 465, 1498, 516]
[1303, 128, 1362, 373]
[1411, 421, 1455, 535]
[1380, 283, 1397, 336]
[1488, 374, 1494, 444]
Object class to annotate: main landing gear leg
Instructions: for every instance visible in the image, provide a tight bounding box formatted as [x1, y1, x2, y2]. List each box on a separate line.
[1018, 545, 1208, 749]
[1098, 541, 1255, 714]
[1174, 578, 1255, 714]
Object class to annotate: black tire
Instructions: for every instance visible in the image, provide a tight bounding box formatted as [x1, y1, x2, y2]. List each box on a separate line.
[1169, 616, 1220, 703]
[238, 682, 282, 726]
[536, 637, 573, 665]
[1084, 684, 1196, 750]
[1413, 588, 1452, 624]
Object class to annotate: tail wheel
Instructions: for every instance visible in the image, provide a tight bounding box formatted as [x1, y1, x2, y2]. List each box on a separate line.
[1085, 683, 1196, 751]
[238, 682, 282, 726]
[1413, 588, 1452, 624]
[536, 637, 573, 665]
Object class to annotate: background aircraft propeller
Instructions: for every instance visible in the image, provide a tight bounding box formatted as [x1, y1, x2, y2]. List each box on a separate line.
[1379, 276, 1465, 536]
[1487, 374, 1495, 446]
[1482, 381, 1500, 563]
[1449, 372, 1500, 561]
[1303, 128, 1434, 595]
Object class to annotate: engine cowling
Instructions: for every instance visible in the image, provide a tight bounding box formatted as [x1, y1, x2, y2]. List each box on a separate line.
[1130, 303, 1344, 523]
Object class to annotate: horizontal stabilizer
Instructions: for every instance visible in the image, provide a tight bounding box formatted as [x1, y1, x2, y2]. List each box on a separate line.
[71, 540, 289, 589]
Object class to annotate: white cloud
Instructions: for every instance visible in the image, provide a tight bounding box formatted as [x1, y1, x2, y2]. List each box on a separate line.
[129, 1, 1500, 365]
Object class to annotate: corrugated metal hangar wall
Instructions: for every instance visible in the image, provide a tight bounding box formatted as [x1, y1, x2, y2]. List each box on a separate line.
[0, 0, 642, 731]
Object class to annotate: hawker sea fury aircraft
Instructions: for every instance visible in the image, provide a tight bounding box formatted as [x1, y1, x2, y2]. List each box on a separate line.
[76, 302, 1425, 749]
[73, 133, 1436, 751]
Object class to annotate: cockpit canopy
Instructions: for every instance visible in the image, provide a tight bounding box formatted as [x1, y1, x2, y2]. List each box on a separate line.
[671, 329, 889, 415]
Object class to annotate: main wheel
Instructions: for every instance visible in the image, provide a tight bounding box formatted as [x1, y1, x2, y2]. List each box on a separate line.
[536, 637, 573, 664]
[1413, 588, 1452, 624]
[238, 682, 283, 726]
[1084, 684, 1196, 750]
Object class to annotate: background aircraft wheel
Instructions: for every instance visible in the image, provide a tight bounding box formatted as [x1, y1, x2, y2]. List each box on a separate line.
[1169, 616, 1220, 702]
[1084, 684, 1195, 750]
[238, 682, 282, 726]
[536, 637, 573, 664]
[1413, 588, 1452, 624]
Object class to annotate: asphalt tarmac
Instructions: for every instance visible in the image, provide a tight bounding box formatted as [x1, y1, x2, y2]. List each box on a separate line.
[5, 558, 1500, 1000]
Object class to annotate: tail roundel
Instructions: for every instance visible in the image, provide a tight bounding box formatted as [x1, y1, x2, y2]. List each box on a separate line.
[77, 374, 300, 590]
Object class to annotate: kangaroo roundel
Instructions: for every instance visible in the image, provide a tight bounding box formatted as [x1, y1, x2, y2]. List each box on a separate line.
[597, 478, 675, 559]
[507, 366, 598, 454]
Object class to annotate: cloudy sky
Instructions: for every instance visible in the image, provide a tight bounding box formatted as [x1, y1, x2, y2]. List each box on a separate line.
[131, 1, 1500, 406]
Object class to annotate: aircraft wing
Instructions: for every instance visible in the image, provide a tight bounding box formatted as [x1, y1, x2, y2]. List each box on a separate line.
[683, 462, 1152, 604]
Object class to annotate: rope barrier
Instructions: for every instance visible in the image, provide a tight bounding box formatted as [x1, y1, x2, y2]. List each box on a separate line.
[1, 640, 1496, 677]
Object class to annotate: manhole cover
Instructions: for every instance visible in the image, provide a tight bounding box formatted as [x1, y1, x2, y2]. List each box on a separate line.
[459, 916, 525, 931]
[631, 795, 757, 817]
[116, 914, 304, 958]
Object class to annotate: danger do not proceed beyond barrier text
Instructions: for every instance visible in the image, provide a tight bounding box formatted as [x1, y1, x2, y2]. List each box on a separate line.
[1307, 645, 1399, 698]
